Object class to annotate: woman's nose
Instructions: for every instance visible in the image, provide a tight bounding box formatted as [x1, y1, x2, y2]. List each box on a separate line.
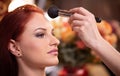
[50, 35, 60, 46]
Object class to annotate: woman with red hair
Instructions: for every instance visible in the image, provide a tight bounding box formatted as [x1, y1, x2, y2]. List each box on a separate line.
[0, 4, 60, 76]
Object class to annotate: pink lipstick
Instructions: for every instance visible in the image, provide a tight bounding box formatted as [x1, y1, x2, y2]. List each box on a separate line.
[47, 49, 58, 55]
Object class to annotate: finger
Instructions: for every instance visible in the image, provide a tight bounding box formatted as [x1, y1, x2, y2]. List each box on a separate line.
[72, 26, 80, 32]
[69, 7, 93, 16]
[71, 20, 84, 28]
[72, 25, 85, 37]
[68, 13, 85, 24]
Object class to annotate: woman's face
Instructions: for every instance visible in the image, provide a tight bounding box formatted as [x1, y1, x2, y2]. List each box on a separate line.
[16, 13, 60, 68]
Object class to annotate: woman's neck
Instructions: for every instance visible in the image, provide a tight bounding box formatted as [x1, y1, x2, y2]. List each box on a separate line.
[18, 67, 46, 76]
[18, 59, 46, 76]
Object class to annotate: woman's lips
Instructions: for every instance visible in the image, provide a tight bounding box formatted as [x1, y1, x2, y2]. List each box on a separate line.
[47, 49, 58, 55]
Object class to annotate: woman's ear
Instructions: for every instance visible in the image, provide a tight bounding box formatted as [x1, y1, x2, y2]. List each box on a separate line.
[8, 39, 22, 57]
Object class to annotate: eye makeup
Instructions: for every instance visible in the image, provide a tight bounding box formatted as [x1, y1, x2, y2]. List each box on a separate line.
[35, 32, 45, 38]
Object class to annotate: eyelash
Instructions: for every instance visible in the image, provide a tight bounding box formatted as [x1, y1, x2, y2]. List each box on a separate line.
[35, 31, 55, 38]
[35, 33, 45, 38]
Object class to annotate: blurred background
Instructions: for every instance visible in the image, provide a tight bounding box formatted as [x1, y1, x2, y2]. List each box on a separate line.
[1, 0, 120, 76]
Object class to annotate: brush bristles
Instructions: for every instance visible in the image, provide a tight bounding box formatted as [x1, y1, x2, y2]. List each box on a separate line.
[47, 6, 59, 18]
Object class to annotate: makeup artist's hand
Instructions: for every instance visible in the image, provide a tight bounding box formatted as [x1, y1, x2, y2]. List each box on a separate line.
[68, 7, 103, 48]
[69, 7, 120, 76]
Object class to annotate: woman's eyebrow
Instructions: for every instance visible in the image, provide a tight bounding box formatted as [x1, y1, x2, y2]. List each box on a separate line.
[34, 27, 47, 32]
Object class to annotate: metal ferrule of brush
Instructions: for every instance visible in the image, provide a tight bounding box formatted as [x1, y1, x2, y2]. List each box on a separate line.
[58, 10, 72, 17]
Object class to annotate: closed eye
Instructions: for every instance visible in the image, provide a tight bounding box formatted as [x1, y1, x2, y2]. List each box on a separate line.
[35, 33, 45, 38]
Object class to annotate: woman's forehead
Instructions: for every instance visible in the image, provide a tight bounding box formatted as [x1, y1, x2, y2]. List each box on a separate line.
[25, 13, 53, 31]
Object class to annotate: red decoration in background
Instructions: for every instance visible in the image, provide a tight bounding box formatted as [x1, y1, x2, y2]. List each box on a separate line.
[75, 68, 88, 76]
[58, 66, 88, 76]
[75, 40, 86, 49]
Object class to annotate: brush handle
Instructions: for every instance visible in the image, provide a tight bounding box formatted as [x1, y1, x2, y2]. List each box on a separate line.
[59, 10, 102, 23]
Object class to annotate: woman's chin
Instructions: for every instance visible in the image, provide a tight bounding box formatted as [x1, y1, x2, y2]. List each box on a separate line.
[47, 58, 59, 66]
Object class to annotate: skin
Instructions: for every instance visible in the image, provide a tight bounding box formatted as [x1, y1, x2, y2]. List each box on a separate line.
[8, 13, 60, 76]
[69, 7, 120, 76]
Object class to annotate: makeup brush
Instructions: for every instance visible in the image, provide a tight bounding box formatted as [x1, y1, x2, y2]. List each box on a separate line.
[47, 6, 101, 23]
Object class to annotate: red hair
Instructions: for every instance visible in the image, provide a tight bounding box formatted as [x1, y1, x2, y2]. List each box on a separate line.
[0, 4, 43, 76]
